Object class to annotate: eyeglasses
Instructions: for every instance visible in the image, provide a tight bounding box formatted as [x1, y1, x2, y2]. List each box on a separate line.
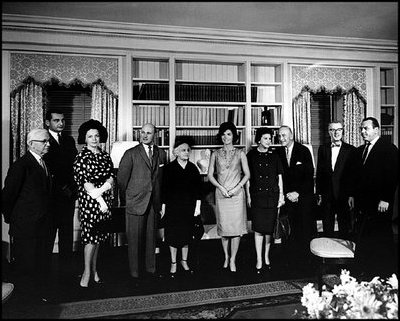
[31, 139, 50, 144]
[329, 128, 343, 132]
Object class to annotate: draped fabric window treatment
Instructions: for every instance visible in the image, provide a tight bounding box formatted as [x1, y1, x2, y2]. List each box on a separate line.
[9, 77, 118, 162]
[292, 86, 366, 147]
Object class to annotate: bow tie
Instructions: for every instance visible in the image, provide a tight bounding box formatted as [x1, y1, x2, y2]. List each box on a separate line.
[331, 142, 341, 148]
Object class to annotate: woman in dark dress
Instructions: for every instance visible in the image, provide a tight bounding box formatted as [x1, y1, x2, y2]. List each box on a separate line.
[161, 138, 202, 277]
[73, 120, 114, 287]
[245, 128, 284, 273]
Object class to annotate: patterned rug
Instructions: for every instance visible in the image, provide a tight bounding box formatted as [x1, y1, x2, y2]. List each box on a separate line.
[58, 279, 310, 319]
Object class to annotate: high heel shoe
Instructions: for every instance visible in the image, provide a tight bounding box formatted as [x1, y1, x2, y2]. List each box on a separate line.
[265, 263, 272, 271]
[169, 262, 177, 279]
[256, 264, 263, 274]
[92, 272, 104, 284]
[80, 274, 90, 288]
[181, 260, 194, 275]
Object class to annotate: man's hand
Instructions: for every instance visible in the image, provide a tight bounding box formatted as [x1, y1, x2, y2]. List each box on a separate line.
[286, 191, 299, 203]
[378, 200, 389, 213]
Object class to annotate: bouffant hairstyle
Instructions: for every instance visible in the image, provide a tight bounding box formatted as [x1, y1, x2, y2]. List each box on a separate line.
[255, 127, 274, 144]
[217, 122, 239, 144]
[77, 119, 108, 144]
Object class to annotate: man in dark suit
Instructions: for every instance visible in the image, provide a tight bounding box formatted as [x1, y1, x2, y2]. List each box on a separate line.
[117, 123, 167, 283]
[43, 109, 78, 272]
[352, 117, 398, 279]
[277, 126, 317, 264]
[2, 128, 53, 302]
[316, 121, 356, 239]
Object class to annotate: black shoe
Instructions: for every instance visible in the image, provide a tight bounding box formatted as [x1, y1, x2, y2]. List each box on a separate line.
[265, 264, 272, 271]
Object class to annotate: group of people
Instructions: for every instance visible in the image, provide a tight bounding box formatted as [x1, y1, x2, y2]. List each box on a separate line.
[2, 110, 398, 301]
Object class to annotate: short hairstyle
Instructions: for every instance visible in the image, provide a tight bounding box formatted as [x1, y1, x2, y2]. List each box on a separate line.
[328, 121, 343, 128]
[45, 109, 65, 121]
[217, 122, 239, 144]
[27, 128, 49, 143]
[77, 119, 108, 144]
[362, 117, 380, 128]
[255, 127, 273, 144]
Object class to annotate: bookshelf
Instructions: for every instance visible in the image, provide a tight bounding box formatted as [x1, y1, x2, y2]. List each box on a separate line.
[132, 58, 284, 155]
[380, 68, 397, 144]
[250, 64, 283, 146]
[132, 58, 170, 149]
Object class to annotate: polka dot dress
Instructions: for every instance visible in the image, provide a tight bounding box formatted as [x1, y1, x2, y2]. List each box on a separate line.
[73, 146, 115, 244]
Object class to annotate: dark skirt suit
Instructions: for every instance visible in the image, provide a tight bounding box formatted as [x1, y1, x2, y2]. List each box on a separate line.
[161, 159, 202, 248]
[247, 148, 284, 234]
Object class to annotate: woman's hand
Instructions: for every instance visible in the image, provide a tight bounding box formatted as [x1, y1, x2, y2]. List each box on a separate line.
[277, 194, 285, 208]
[219, 186, 231, 198]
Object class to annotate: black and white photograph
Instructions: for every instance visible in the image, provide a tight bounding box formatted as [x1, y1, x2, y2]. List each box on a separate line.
[2, 2, 398, 319]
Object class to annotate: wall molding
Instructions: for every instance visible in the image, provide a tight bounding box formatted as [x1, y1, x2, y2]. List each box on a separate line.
[3, 14, 397, 55]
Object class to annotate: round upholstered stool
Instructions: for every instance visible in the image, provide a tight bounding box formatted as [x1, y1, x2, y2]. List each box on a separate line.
[310, 237, 356, 294]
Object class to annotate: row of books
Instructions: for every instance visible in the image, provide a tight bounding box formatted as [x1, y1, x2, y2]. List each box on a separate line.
[133, 84, 270, 102]
[132, 128, 169, 146]
[176, 106, 245, 126]
[176, 129, 245, 146]
[132, 105, 169, 127]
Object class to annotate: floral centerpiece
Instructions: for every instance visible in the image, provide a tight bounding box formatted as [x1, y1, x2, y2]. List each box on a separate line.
[296, 270, 398, 319]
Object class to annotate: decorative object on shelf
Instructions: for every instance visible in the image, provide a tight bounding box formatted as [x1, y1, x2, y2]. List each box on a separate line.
[296, 269, 398, 319]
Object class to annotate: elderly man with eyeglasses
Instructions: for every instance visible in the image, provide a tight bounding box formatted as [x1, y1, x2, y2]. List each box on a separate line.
[316, 121, 357, 239]
[2, 128, 54, 303]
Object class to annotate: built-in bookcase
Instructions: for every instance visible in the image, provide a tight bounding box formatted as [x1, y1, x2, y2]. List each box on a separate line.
[380, 68, 397, 144]
[131, 57, 284, 158]
[250, 64, 283, 146]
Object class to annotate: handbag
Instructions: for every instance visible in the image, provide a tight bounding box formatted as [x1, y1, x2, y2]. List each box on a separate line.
[192, 215, 205, 241]
[273, 208, 291, 242]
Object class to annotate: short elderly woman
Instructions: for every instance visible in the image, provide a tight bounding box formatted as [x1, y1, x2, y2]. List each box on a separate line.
[160, 137, 202, 277]
[73, 119, 114, 287]
[245, 127, 284, 273]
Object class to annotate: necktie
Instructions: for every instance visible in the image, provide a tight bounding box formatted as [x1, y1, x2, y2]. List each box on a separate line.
[57, 133, 61, 144]
[148, 145, 153, 165]
[285, 147, 290, 165]
[361, 141, 370, 164]
[39, 158, 48, 176]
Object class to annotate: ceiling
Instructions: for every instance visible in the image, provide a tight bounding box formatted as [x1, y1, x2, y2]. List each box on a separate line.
[2, 2, 398, 41]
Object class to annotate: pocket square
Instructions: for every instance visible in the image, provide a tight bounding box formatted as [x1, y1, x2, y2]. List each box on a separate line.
[296, 161, 302, 165]
[159, 164, 165, 167]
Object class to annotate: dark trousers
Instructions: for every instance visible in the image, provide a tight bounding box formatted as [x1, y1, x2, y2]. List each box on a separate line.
[354, 208, 395, 278]
[126, 203, 156, 278]
[11, 235, 53, 296]
[49, 194, 76, 260]
[321, 197, 351, 239]
[284, 194, 317, 262]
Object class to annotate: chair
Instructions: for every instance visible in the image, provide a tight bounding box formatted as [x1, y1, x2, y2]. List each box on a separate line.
[310, 237, 355, 294]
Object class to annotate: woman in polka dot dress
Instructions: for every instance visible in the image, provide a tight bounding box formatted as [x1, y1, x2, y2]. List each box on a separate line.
[73, 119, 115, 288]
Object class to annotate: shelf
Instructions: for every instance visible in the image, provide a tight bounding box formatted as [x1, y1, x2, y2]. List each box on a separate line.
[176, 80, 245, 85]
[251, 103, 283, 107]
[251, 82, 282, 86]
[132, 78, 169, 82]
[132, 100, 169, 104]
[176, 101, 245, 106]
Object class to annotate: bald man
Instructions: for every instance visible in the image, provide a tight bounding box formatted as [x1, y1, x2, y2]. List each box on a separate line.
[117, 123, 167, 284]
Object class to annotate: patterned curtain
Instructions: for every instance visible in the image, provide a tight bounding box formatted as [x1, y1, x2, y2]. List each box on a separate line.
[343, 88, 366, 147]
[91, 80, 118, 153]
[10, 77, 45, 162]
[293, 88, 311, 144]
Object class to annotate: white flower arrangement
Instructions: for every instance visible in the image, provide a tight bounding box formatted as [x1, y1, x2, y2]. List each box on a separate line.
[296, 270, 398, 319]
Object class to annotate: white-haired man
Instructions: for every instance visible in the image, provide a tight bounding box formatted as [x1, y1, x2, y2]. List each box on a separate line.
[2, 128, 53, 303]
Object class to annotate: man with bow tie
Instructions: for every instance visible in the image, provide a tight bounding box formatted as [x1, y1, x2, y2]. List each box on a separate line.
[316, 121, 356, 239]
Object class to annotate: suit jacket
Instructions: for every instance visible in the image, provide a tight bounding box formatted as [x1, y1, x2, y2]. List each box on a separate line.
[354, 137, 398, 210]
[2, 151, 52, 238]
[117, 143, 167, 215]
[276, 142, 314, 197]
[316, 142, 356, 200]
[43, 132, 78, 196]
